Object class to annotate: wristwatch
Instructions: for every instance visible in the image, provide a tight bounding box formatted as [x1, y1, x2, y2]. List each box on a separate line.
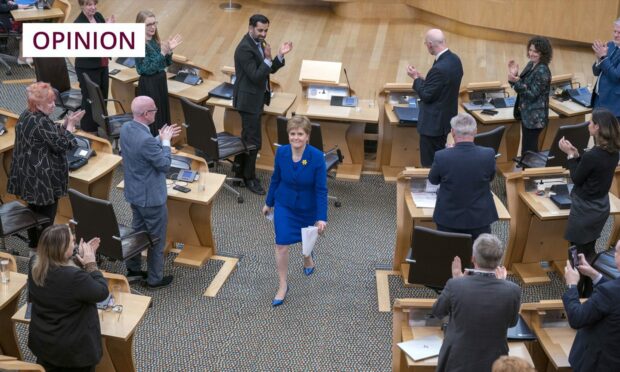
[567, 153, 578, 160]
[567, 284, 577, 289]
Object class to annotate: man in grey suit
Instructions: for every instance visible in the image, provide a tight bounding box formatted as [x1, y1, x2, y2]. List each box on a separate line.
[121, 96, 180, 288]
[433, 234, 521, 372]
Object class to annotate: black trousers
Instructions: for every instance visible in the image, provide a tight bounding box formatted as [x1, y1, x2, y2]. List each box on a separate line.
[233, 111, 262, 180]
[27, 200, 57, 249]
[571, 240, 596, 298]
[76, 66, 109, 133]
[521, 126, 542, 154]
[436, 224, 491, 243]
[138, 71, 170, 136]
[419, 133, 448, 167]
[38, 359, 96, 372]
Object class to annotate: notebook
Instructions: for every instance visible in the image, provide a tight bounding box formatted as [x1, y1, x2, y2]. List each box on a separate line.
[397, 334, 442, 361]
[209, 82, 234, 100]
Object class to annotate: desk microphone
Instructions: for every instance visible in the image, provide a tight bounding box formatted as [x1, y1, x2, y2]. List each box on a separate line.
[329, 68, 358, 107]
[343, 68, 353, 98]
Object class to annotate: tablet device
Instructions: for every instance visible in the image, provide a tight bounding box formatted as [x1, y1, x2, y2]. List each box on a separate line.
[177, 169, 197, 183]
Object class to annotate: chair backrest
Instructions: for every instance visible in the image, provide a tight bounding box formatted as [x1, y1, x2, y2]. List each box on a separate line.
[52, 0, 71, 23]
[546, 121, 590, 167]
[276, 116, 323, 150]
[180, 97, 219, 160]
[68, 189, 124, 261]
[33, 57, 71, 93]
[408, 226, 472, 289]
[81, 73, 108, 130]
[474, 125, 505, 155]
[0, 251, 17, 272]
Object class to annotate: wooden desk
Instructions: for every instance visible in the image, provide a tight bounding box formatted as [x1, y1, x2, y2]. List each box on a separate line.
[546, 97, 591, 149]
[505, 167, 620, 284]
[56, 133, 122, 224]
[0, 109, 18, 202]
[10, 7, 63, 22]
[392, 298, 534, 372]
[117, 153, 225, 267]
[0, 272, 27, 359]
[206, 92, 297, 171]
[294, 98, 379, 181]
[521, 301, 576, 371]
[380, 83, 420, 182]
[609, 165, 620, 246]
[12, 292, 151, 372]
[393, 168, 510, 284]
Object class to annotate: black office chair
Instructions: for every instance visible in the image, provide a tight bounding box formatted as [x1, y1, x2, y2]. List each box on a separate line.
[180, 97, 255, 203]
[407, 226, 472, 292]
[516, 122, 590, 169]
[82, 73, 132, 148]
[276, 116, 344, 207]
[68, 189, 159, 270]
[592, 247, 620, 280]
[0, 201, 51, 252]
[474, 125, 505, 158]
[0, 18, 17, 75]
[33, 58, 82, 118]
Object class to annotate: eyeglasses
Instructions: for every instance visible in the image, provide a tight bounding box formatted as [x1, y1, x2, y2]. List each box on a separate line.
[145, 21, 158, 28]
[144, 109, 158, 115]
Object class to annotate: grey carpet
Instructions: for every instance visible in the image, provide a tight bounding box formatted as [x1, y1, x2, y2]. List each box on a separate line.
[2, 61, 613, 371]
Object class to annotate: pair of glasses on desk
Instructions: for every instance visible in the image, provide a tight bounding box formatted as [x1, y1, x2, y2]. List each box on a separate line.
[99, 303, 123, 321]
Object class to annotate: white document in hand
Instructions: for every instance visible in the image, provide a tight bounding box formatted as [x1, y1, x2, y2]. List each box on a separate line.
[301, 226, 319, 257]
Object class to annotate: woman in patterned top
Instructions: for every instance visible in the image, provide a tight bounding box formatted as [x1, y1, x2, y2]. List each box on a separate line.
[508, 36, 553, 154]
[8, 82, 84, 253]
[135, 10, 182, 136]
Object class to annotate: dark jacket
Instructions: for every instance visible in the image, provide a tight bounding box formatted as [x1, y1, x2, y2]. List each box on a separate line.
[413, 49, 463, 137]
[511, 61, 551, 129]
[0, 0, 17, 30]
[428, 142, 498, 229]
[563, 276, 620, 372]
[8, 110, 76, 205]
[74, 11, 108, 69]
[233, 33, 284, 114]
[28, 257, 109, 367]
[265, 144, 328, 221]
[592, 41, 620, 117]
[433, 275, 521, 372]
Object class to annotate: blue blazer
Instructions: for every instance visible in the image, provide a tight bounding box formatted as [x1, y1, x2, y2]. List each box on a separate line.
[592, 41, 620, 117]
[120, 120, 171, 207]
[428, 142, 498, 229]
[265, 144, 328, 222]
[413, 50, 464, 137]
[563, 276, 620, 372]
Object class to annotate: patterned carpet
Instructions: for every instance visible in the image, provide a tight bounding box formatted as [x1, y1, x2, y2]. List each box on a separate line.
[2, 61, 613, 371]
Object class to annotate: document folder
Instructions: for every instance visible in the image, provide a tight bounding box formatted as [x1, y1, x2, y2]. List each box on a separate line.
[566, 87, 592, 108]
[116, 57, 135, 68]
[394, 106, 419, 126]
[208, 82, 234, 100]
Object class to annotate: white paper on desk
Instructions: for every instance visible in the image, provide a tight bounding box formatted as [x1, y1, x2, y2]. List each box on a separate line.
[301, 226, 319, 257]
[411, 192, 437, 208]
[397, 334, 442, 361]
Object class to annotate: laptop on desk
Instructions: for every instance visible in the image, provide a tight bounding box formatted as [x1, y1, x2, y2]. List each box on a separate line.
[394, 106, 419, 126]
[208, 82, 234, 100]
[566, 87, 592, 107]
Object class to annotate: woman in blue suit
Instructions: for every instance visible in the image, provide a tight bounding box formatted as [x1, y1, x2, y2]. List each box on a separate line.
[262, 116, 328, 306]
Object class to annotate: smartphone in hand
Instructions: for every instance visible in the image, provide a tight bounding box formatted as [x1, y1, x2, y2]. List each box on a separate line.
[568, 246, 579, 268]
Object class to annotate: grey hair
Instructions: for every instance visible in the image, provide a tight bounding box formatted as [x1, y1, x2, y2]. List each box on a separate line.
[450, 113, 477, 137]
[473, 234, 505, 269]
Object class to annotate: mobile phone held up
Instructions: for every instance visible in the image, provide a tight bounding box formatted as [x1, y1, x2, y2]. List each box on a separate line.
[568, 246, 579, 269]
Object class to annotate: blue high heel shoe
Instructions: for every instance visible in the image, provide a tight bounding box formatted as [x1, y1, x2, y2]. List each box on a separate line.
[303, 252, 315, 276]
[272, 284, 289, 307]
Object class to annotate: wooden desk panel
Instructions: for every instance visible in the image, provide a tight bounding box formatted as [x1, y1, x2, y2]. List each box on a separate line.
[11, 8, 63, 22]
[382, 103, 421, 182]
[0, 272, 26, 359]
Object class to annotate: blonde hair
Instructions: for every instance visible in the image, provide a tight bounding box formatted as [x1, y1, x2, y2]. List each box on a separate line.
[136, 10, 160, 44]
[287, 116, 312, 136]
[31, 225, 73, 287]
[492, 356, 535, 372]
[26, 82, 55, 113]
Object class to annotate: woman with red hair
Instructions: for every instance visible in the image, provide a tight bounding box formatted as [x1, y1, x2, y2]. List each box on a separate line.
[8, 82, 84, 254]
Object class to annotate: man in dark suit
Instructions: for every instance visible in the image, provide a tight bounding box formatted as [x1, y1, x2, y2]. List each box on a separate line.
[563, 241, 620, 371]
[407, 28, 463, 167]
[428, 113, 498, 241]
[233, 14, 293, 195]
[591, 19, 620, 119]
[433, 234, 521, 372]
[121, 96, 180, 288]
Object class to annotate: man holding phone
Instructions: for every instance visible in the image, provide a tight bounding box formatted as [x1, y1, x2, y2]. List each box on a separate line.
[563, 242, 620, 371]
[232, 14, 293, 195]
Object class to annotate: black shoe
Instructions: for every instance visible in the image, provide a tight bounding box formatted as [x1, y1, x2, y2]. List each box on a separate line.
[147, 275, 174, 289]
[232, 179, 245, 187]
[126, 270, 148, 280]
[245, 178, 265, 195]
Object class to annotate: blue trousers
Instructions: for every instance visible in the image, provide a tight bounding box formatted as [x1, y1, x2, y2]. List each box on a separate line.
[125, 204, 168, 285]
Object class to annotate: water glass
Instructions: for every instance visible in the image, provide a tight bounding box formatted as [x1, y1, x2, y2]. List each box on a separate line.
[0, 259, 9, 284]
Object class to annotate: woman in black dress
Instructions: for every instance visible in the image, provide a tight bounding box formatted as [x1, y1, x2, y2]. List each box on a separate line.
[559, 108, 620, 297]
[135, 10, 182, 136]
[28, 224, 108, 372]
[8, 82, 84, 253]
[74, 0, 114, 133]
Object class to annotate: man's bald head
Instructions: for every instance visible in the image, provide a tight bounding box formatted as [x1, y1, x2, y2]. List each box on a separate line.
[424, 28, 447, 56]
[131, 96, 157, 125]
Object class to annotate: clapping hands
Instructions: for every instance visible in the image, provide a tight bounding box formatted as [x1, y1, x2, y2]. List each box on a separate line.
[593, 40, 608, 59]
[278, 41, 293, 57]
[64, 110, 86, 133]
[558, 136, 579, 158]
[75, 237, 101, 266]
[161, 34, 183, 55]
[158, 123, 181, 141]
[508, 60, 519, 82]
